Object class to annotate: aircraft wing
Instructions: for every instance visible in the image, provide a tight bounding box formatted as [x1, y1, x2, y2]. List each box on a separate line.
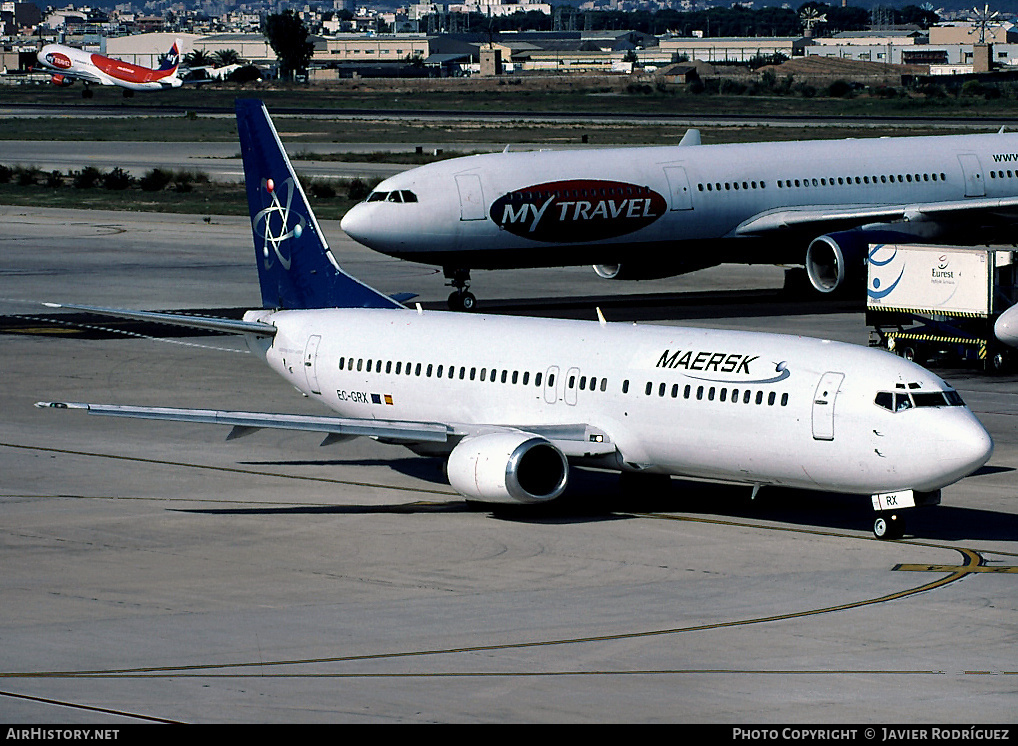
[34, 402, 617, 457]
[32, 66, 106, 85]
[734, 195, 1018, 235]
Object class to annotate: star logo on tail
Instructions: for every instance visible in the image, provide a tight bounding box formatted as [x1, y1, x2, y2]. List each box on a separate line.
[253, 176, 307, 271]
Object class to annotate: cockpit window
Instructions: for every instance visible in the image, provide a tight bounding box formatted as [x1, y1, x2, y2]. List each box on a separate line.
[874, 389, 965, 411]
[366, 190, 418, 204]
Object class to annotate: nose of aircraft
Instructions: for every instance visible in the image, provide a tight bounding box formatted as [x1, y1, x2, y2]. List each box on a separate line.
[932, 411, 994, 487]
[340, 203, 370, 245]
[995, 306, 1018, 348]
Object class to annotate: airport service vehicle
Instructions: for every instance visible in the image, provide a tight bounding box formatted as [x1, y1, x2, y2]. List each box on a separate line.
[340, 127, 1018, 309]
[36, 100, 994, 540]
[35, 40, 182, 97]
[867, 245, 1018, 372]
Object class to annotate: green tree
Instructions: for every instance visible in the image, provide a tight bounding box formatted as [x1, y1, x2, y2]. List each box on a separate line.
[263, 11, 316, 81]
[184, 49, 214, 67]
[213, 49, 242, 66]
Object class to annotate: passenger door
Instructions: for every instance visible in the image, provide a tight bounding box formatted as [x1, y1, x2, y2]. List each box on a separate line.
[455, 173, 486, 221]
[812, 372, 844, 441]
[663, 166, 694, 211]
[304, 335, 322, 395]
[958, 154, 985, 197]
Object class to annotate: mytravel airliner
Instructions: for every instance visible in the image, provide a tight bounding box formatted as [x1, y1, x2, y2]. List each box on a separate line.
[36, 100, 994, 540]
[36, 39, 182, 97]
[340, 127, 1018, 309]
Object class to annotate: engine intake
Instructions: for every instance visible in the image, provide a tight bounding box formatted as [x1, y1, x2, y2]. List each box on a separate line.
[447, 432, 568, 504]
[805, 232, 869, 294]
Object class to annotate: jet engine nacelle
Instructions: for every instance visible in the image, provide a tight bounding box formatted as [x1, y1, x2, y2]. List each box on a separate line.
[446, 432, 568, 504]
[805, 231, 870, 294]
[593, 259, 720, 282]
[50, 74, 74, 87]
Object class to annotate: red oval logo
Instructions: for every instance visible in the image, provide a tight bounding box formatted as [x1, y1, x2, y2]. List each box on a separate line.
[490, 179, 666, 243]
[45, 52, 72, 70]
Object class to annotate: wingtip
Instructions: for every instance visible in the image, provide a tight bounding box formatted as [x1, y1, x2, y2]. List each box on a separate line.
[34, 401, 87, 410]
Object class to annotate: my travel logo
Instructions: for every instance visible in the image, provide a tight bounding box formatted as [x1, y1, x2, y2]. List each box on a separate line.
[490, 179, 666, 243]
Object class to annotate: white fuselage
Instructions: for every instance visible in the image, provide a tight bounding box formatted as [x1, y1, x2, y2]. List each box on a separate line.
[244, 307, 992, 496]
[340, 132, 1018, 271]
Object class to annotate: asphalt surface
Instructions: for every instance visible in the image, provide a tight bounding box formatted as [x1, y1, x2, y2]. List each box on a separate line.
[1, 205, 1017, 724]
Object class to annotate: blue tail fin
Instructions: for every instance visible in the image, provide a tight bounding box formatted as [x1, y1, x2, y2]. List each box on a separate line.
[158, 40, 180, 71]
[235, 99, 402, 310]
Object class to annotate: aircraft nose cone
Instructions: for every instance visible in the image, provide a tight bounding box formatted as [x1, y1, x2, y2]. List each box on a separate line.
[995, 307, 1018, 347]
[340, 204, 369, 243]
[934, 412, 993, 484]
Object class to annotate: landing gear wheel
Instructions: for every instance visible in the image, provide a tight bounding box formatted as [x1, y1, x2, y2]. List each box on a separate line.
[444, 268, 476, 312]
[873, 513, 905, 540]
[82, 88, 93, 99]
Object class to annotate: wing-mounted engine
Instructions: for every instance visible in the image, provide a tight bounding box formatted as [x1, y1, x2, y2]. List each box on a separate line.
[805, 231, 871, 293]
[50, 74, 74, 86]
[446, 432, 569, 504]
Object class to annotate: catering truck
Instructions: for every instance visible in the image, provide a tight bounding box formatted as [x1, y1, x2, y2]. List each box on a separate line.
[867, 245, 1017, 372]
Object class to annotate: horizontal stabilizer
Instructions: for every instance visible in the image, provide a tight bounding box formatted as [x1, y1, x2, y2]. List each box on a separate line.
[42, 303, 277, 337]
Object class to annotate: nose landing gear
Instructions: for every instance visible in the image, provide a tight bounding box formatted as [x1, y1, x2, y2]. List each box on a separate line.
[445, 267, 476, 311]
[873, 512, 905, 540]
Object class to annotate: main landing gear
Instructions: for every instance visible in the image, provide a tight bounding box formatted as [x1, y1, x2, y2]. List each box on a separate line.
[873, 512, 905, 540]
[445, 267, 476, 311]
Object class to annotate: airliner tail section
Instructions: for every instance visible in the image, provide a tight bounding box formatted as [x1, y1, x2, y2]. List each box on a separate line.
[235, 99, 402, 310]
[159, 39, 182, 72]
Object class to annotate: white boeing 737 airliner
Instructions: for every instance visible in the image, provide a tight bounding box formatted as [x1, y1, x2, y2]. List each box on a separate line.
[36, 100, 994, 540]
[340, 126, 1018, 309]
